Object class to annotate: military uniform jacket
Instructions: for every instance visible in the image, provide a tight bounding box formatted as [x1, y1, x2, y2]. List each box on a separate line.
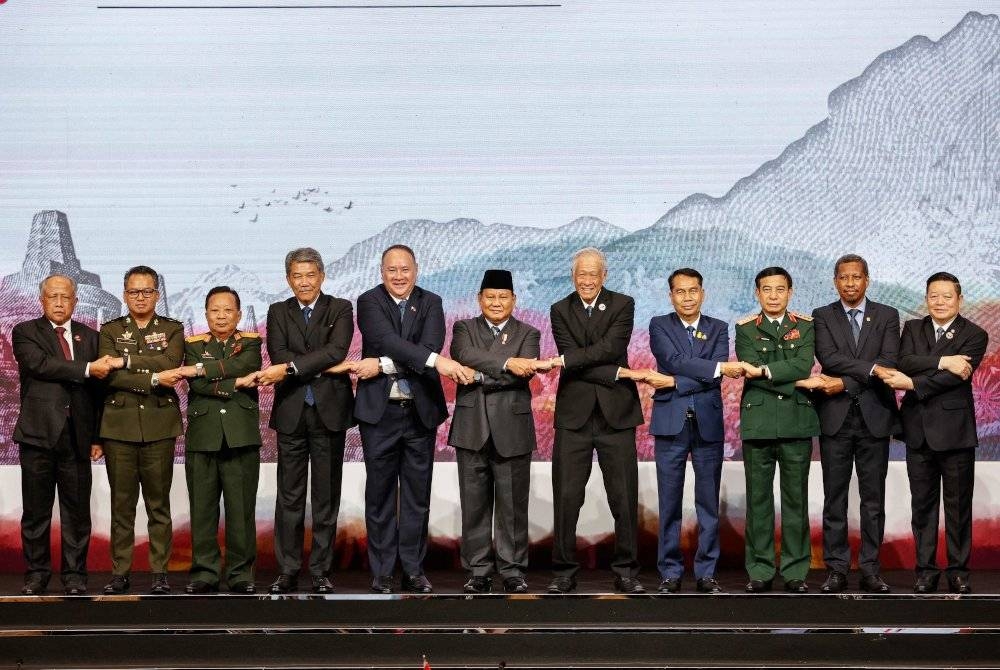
[99, 314, 184, 443]
[735, 311, 820, 440]
[447, 315, 540, 457]
[185, 331, 263, 452]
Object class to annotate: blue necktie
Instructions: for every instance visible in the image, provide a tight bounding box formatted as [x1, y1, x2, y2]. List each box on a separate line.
[302, 306, 315, 406]
[585, 305, 593, 317]
[847, 308, 861, 344]
[491, 325, 501, 340]
[686, 326, 696, 410]
[396, 299, 412, 396]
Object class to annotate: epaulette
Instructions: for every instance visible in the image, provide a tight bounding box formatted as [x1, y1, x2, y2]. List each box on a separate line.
[101, 315, 127, 327]
[789, 311, 813, 322]
[186, 333, 211, 344]
[235, 331, 260, 339]
[158, 316, 182, 324]
[736, 312, 759, 326]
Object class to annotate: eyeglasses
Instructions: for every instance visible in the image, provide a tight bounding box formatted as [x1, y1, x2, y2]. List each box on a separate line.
[125, 289, 158, 298]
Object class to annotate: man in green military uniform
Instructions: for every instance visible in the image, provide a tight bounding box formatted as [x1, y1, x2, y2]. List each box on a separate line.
[181, 286, 263, 594]
[735, 266, 821, 593]
[99, 266, 189, 595]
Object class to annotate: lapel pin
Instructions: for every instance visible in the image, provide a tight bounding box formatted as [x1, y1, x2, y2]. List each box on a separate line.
[502, 333, 508, 344]
[866, 316, 871, 322]
[946, 331, 954, 339]
[410, 305, 416, 312]
[73, 334, 82, 342]
[598, 303, 606, 311]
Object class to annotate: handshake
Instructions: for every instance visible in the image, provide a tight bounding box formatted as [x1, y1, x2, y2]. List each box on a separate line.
[870, 354, 972, 392]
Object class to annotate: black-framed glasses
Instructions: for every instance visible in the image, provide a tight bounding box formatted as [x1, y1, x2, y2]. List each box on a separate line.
[125, 289, 158, 298]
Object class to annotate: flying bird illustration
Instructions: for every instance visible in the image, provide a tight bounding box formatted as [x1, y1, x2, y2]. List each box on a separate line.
[229, 184, 238, 188]
[324, 206, 333, 212]
[344, 201, 353, 210]
[250, 214, 258, 223]
[238, 202, 245, 209]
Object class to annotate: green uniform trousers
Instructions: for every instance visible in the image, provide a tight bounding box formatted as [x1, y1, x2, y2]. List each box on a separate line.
[185, 446, 260, 586]
[104, 438, 175, 575]
[743, 438, 812, 581]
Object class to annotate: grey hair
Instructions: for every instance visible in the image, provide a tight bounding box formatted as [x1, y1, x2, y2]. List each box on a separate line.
[284, 247, 325, 275]
[571, 247, 607, 274]
[39, 274, 78, 296]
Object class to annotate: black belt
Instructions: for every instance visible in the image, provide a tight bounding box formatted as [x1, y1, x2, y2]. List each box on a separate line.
[388, 398, 414, 407]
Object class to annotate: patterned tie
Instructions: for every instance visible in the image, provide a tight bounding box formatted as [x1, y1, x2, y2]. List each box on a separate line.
[584, 305, 592, 318]
[396, 299, 412, 396]
[847, 309, 861, 344]
[301, 306, 315, 406]
[54, 326, 72, 360]
[936, 326, 945, 342]
[685, 326, 696, 410]
[491, 325, 501, 340]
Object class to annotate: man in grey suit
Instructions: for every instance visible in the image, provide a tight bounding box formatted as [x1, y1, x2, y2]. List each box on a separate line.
[448, 270, 541, 594]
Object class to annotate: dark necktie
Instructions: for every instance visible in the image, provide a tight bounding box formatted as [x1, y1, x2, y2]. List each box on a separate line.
[395, 299, 412, 396]
[585, 305, 593, 318]
[847, 309, 861, 344]
[772, 319, 781, 331]
[936, 326, 945, 342]
[491, 325, 501, 340]
[685, 326, 696, 410]
[301, 306, 315, 406]
[54, 326, 72, 360]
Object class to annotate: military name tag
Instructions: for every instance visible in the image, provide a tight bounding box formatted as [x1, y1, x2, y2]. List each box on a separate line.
[201, 352, 216, 360]
[116, 336, 137, 346]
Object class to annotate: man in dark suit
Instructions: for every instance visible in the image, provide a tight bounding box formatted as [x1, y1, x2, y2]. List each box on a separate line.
[256, 247, 355, 594]
[13, 274, 113, 595]
[182, 286, 263, 594]
[808, 254, 900, 594]
[880, 272, 987, 594]
[352, 244, 471, 594]
[648, 268, 745, 594]
[543, 247, 645, 594]
[448, 269, 540, 594]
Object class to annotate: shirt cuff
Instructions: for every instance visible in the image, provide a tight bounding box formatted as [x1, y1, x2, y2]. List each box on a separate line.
[763, 365, 772, 380]
[425, 352, 438, 368]
[869, 364, 877, 376]
[713, 362, 721, 378]
[84, 362, 91, 378]
[379, 356, 397, 375]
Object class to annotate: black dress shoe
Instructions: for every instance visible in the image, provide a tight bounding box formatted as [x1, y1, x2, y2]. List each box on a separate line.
[185, 580, 217, 594]
[103, 575, 130, 595]
[547, 576, 576, 594]
[269, 574, 298, 594]
[150, 573, 171, 594]
[22, 575, 47, 596]
[614, 576, 645, 593]
[696, 577, 722, 594]
[311, 575, 334, 594]
[463, 576, 493, 594]
[913, 574, 939, 594]
[229, 581, 256, 594]
[503, 576, 528, 593]
[63, 578, 87, 596]
[745, 578, 773, 593]
[860, 574, 891, 593]
[784, 579, 808, 593]
[657, 578, 681, 593]
[370, 576, 393, 594]
[948, 576, 972, 594]
[403, 574, 433, 593]
[820, 571, 847, 593]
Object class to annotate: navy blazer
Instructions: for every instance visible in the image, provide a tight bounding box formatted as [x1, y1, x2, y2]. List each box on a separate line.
[354, 284, 448, 430]
[648, 312, 729, 442]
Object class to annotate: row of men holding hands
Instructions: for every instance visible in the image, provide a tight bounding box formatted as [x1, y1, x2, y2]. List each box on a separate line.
[15, 245, 986, 597]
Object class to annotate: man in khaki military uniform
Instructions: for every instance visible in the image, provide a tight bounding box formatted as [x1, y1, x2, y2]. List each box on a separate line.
[735, 266, 820, 594]
[181, 286, 262, 594]
[99, 266, 190, 594]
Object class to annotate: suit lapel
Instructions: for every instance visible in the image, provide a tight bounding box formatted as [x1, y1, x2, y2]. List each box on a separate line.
[830, 302, 858, 355]
[931, 315, 966, 354]
[38, 318, 65, 359]
[853, 305, 873, 354]
[667, 313, 693, 355]
[305, 294, 329, 340]
[567, 294, 589, 341]
[401, 288, 420, 341]
[585, 289, 611, 336]
[286, 298, 308, 340]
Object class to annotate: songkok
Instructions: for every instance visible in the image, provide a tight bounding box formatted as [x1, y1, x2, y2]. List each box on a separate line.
[480, 269, 514, 292]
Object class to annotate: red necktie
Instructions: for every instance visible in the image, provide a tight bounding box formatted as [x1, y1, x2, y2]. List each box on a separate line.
[54, 326, 73, 360]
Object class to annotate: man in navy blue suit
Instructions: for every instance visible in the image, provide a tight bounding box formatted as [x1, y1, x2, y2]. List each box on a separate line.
[351, 244, 474, 594]
[648, 268, 745, 594]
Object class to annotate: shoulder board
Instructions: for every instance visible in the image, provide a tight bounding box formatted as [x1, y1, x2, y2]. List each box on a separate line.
[101, 315, 127, 327]
[159, 316, 182, 324]
[185, 334, 211, 344]
[789, 311, 813, 322]
[235, 332, 260, 339]
[736, 313, 758, 326]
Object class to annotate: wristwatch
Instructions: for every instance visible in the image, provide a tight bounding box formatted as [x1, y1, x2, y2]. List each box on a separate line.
[286, 362, 297, 376]
[150, 373, 160, 387]
[195, 362, 204, 376]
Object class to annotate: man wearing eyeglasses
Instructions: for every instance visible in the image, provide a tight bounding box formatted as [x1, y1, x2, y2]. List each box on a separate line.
[98, 265, 186, 595]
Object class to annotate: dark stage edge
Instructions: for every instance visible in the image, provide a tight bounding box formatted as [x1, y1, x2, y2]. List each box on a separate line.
[2, 570, 1000, 670]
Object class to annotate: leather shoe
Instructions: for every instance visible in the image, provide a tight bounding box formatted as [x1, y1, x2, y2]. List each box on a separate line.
[784, 579, 808, 593]
[185, 580, 217, 594]
[914, 574, 939, 594]
[269, 574, 298, 594]
[229, 581, 256, 594]
[311, 575, 334, 594]
[657, 578, 681, 594]
[103, 574, 130, 595]
[745, 579, 773, 593]
[22, 575, 47, 596]
[696, 577, 722, 594]
[150, 573, 171, 594]
[370, 576, 393, 594]
[63, 578, 86, 596]
[547, 576, 576, 594]
[820, 571, 847, 593]
[948, 576, 972, 594]
[860, 574, 891, 593]
[463, 576, 493, 594]
[403, 574, 433, 593]
[614, 576, 645, 593]
[503, 576, 528, 593]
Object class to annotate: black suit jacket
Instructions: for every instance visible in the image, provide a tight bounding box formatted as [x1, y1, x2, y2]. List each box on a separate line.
[266, 293, 355, 433]
[550, 288, 642, 431]
[12, 317, 101, 455]
[897, 314, 988, 451]
[354, 285, 447, 430]
[812, 300, 901, 438]
[448, 315, 540, 457]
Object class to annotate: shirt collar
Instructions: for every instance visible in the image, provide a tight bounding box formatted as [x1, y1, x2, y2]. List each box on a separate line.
[297, 297, 320, 311]
[678, 315, 701, 331]
[48, 319, 71, 332]
[932, 317, 957, 333]
[841, 298, 867, 315]
[487, 318, 510, 332]
[390, 293, 412, 306]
